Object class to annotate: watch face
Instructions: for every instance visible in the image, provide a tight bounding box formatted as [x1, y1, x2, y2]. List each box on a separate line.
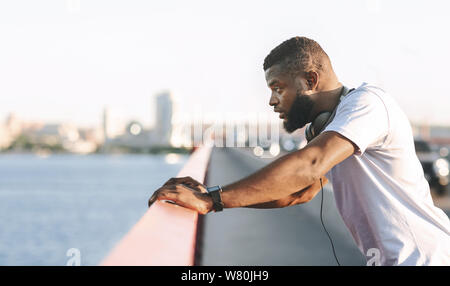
[207, 186, 221, 193]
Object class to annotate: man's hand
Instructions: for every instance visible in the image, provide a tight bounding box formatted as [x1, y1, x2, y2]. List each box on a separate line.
[161, 176, 208, 193]
[148, 176, 213, 215]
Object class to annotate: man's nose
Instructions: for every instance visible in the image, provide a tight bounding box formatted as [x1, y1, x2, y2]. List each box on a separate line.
[269, 93, 279, 107]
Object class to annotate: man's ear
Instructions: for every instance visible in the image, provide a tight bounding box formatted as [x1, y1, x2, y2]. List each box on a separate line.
[306, 71, 319, 90]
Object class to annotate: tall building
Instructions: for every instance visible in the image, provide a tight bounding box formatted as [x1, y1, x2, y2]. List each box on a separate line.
[102, 106, 126, 140]
[155, 91, 173, 145]
[103, 107, 109, 141]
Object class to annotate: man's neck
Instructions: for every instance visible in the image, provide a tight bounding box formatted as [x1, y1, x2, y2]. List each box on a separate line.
[309, 81, 343, 121]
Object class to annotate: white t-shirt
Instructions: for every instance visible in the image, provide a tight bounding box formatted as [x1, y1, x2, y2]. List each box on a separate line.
[322, 82, 450, 265]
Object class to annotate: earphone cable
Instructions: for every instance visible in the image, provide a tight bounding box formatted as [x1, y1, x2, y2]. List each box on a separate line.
[320, 177, 341, 266]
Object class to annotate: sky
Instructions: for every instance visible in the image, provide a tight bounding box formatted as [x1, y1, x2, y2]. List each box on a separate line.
[1, 0, 450, 128]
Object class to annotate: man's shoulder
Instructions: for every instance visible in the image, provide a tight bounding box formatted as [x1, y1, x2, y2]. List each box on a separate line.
[348, 82, 387, 98]
[340, 82, 388, 110]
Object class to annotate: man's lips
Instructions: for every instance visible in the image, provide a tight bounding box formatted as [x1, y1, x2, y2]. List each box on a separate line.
[274, 109, 287, 120]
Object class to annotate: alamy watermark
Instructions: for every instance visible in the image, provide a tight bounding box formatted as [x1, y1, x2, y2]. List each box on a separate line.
[66, 248, 81, 266]
[171, 111, 282, 149]
[366, 247, 381, 266]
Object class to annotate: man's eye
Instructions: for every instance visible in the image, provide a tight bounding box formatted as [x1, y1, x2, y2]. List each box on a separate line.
[274, 87, 281, 93]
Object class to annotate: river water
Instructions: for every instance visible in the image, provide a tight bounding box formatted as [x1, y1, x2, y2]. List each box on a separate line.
[0, 153, 187, 265]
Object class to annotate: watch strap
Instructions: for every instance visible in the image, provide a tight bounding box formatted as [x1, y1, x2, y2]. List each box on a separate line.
[207, 185, 224, 212]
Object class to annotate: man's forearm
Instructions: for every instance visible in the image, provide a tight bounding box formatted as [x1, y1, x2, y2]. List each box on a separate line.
[243, 177, 327, 209]
[244, 197, 294, 209]
[220, 148, 320, 209]
[243, 190, 304, 209]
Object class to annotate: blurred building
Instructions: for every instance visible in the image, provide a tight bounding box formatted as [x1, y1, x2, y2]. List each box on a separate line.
[68, 127, 103, 154]
[0, 123, 12, 150]
[103, 107, 110, 141]
[155, 91, 173, 145]
[413, 124, 450, 145]
[100, 91, 174, 151]
[24, 123, 78, 145]
[104, 120, 156, 150]
[102, 106, 128, 140]
[5, 113, 23, 138]
[3, 120, 101, 154]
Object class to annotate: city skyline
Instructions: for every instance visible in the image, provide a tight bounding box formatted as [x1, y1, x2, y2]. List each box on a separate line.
[1, 0, 450, 127]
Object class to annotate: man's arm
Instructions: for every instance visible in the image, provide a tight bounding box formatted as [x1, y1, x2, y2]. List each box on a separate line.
[148, 131, 356, 214]
[244, 176, 328, 208]
[219, 131, 355, 209]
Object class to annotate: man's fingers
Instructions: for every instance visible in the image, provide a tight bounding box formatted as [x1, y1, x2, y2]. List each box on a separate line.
[179, 177, 207, 193]
[148, 192, 158, 207]
[147, 185, 210, 214]
[148, 187, 181, 207]
[148, 188, 164, 207]
[163, 176, 197, 186]
[162, 178, 176, 187]
[161, 176, 206, 193]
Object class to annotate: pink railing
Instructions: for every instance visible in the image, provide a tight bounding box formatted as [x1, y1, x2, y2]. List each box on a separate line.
[100, 145, 213, 266]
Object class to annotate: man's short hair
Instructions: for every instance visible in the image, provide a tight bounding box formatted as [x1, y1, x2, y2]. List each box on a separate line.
[263, 36, 330, 76]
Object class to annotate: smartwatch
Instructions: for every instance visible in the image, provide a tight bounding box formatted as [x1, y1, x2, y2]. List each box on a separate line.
[206, 185, 224, 212]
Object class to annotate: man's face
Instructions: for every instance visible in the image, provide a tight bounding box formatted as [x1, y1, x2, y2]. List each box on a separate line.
[265, 64, 315, 133]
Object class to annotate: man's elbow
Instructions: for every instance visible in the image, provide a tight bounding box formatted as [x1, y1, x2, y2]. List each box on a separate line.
[285, 190, 314, 207]
[292, 150, 324, 186]
[292, 192, 316, 205]
[286, 177, 328, 206]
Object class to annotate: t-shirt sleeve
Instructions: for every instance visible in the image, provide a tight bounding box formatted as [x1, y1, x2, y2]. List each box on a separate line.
[322, 89, 389, 155]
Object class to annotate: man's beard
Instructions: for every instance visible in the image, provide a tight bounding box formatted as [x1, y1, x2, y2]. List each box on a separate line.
[283, 92, 315, 133]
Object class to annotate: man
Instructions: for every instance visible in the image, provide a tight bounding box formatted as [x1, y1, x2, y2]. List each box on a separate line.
[148, 37, 450, 265]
